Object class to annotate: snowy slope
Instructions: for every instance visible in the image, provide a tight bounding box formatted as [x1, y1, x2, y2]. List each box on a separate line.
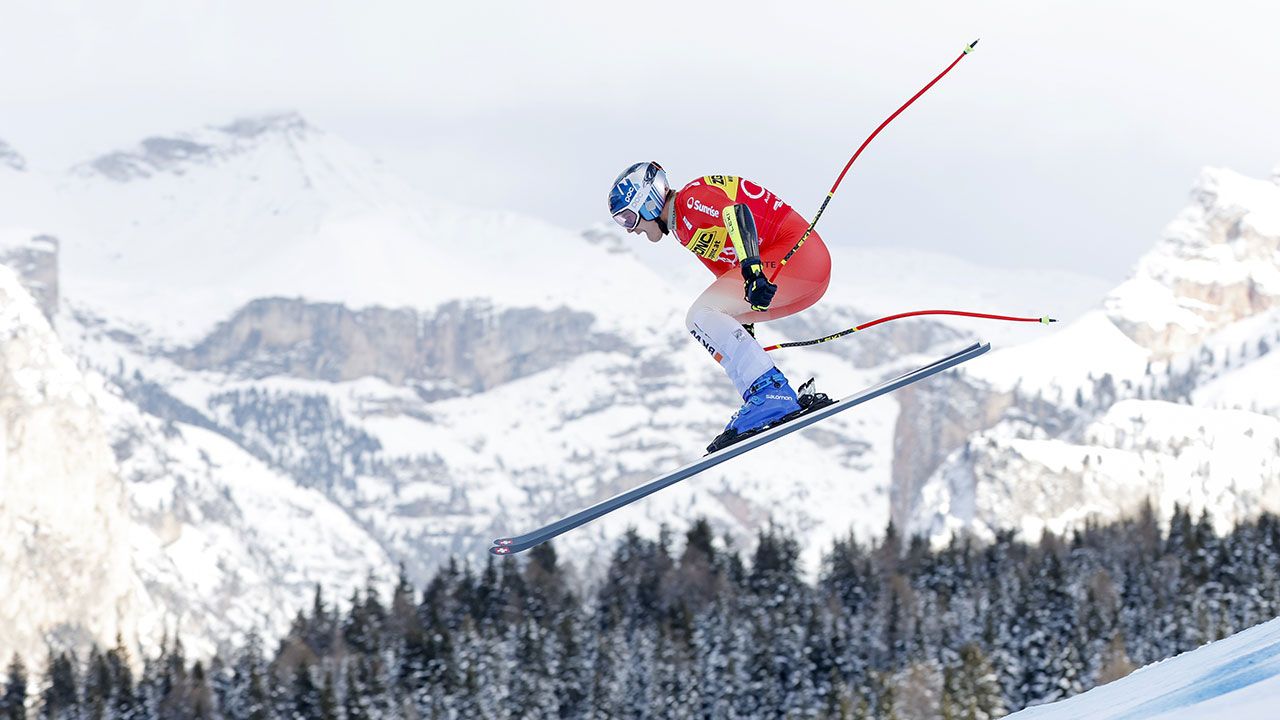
[98, 378, 398, 660]
[1008, 616, 1280, 719]
[909, 165, 1280, 544]
[41, 113, 676, 345]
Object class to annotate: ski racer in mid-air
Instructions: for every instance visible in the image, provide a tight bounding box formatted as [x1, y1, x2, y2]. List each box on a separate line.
[608, 161, 832, 448]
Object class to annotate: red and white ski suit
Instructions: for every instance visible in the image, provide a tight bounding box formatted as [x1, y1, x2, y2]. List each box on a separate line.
[673, 175, 832, 396]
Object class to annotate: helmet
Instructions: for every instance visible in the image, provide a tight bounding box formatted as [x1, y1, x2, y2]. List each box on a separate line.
[608, 161, 669, 230]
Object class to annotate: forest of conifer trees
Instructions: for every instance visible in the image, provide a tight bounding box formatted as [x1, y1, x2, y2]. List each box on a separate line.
[4, 505, 1278, 720]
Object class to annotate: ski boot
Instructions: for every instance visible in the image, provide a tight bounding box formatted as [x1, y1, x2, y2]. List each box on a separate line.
[706, 367, 802, 453]
[706, 373, 835, 454]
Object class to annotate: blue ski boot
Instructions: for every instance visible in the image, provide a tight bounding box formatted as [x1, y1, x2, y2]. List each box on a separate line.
[707, 367, 803, 452]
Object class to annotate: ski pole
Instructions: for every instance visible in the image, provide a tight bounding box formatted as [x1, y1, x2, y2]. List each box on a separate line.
[768, 39, 980, 283]
[762, 309, 1054, 352]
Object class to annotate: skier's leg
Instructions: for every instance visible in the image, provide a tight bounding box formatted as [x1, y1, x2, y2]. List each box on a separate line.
[684, 224, 832, 396]
[686, 276, 773, 397]
[736, 222, 832, 324]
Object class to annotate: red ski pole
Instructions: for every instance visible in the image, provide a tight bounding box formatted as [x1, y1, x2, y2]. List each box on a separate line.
[768, 39, 980, 283]
[762, 309, 1054, 352]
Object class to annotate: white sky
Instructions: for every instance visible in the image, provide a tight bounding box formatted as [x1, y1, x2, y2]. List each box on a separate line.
[3, 0, 1279, 281]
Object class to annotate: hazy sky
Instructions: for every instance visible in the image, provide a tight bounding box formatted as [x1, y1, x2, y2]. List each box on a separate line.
[3, 1, 1279, 281]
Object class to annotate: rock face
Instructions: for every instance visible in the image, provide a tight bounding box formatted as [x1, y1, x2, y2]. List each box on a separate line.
[0, 140, 25, 172]
[890, 373, 1012, 529]
[908, 165, 1280, 544]
[173, 298, 627, 394]
[83, 113, 310, 182]
[0, 264, 140, 670]
[0, 231, 58, 321]
[1105, 168, 1280, 359]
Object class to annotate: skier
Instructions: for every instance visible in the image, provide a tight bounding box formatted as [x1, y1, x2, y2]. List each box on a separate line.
[608, 161, 832, 447]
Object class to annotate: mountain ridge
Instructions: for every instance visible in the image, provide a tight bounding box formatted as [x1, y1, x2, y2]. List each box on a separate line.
[907, 165, 1280, 544]
[3, 110, 1276, 671]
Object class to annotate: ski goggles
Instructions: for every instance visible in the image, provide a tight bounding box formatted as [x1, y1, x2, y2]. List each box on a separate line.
[612, 205, 643, 230]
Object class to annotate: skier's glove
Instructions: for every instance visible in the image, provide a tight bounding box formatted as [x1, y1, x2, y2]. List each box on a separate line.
[741, 256, 776, 311]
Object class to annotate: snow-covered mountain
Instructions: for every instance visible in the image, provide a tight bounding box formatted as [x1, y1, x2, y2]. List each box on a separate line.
[9, 110, 1271, 671]
[0, 139, 25, 172]
[0, 257, 141, 672]
[908, 166, 1280, 543]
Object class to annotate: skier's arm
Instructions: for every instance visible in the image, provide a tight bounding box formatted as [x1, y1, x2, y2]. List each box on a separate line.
[723, 203, 776, 311]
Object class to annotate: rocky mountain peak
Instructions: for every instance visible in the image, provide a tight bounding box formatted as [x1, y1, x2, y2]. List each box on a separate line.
[0, 230, 58, 320]
[0, 139, 26, 172]
[76, 111, 318, 182]
[215, 111, 312, 140]
[1104, 167, 1280, 358]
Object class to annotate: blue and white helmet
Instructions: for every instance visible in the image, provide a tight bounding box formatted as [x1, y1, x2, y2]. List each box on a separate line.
[609, 161, 669, 230]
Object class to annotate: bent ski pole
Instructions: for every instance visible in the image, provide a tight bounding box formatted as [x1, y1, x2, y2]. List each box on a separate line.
[769, 39, 979, 283]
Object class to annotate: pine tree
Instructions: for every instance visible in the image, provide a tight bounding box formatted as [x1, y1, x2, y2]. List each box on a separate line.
[43, 652, 80, 720]
[553, 611, 590, 719]
[187, 662, 214, 719]
[83, 648, 112, 720]
[288, 663, 321, 720]
[317, 672, 339, 720]
[941, 643, 1004, 720]
[220, 633, 273, 720]
[689, 597, 731, 718]
[342, 582, 381, 657]
[2, 655, 28, 720]
[596, 528, 674, 632]
[589, 624, 627, 719]
[895, 660, 943, 720]
[508, 623, 557, 719]
[1095, 630, 1136, 686]
[106, 638, 138, 720]
[665, 518, 723, 618]
[18, 508, 1280, 719]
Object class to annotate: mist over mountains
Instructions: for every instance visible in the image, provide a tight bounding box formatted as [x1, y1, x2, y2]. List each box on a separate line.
[1, 113, 1276, 672]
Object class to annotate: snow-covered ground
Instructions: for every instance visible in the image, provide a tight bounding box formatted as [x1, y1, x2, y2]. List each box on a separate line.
[1009, 616, 1280, 720]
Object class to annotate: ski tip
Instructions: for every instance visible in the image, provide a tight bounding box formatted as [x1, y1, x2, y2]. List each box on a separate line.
[489, 545, 515, 556]
[492, 538, 514, 546]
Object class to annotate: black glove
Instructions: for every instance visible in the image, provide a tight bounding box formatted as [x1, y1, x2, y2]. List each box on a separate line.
[741, 256, 777, 311]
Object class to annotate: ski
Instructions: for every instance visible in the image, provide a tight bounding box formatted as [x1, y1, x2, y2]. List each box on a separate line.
[490, 341, 990, 556]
